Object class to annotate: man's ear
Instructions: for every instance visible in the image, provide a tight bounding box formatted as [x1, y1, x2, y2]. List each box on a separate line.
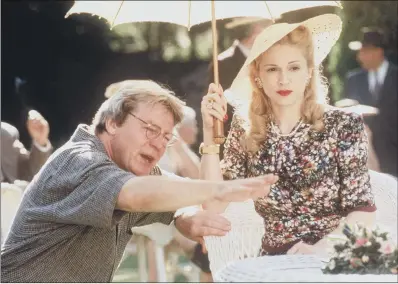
[105, 119, 117, 135]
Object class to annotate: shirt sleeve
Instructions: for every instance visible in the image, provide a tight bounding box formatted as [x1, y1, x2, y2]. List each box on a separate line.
[335, 112, 377, 215]
[220, 114, 248, 180]
[47, 153, 135, 229]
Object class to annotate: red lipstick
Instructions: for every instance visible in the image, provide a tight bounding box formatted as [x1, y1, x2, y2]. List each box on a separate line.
[277, 90, 292, 96]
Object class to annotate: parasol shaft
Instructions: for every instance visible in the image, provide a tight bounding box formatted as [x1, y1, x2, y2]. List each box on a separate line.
[211, 0, 225, 145]
[211, 4, 219, 86]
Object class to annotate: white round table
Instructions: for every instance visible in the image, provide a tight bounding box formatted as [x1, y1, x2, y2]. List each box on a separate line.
[213, 255, 398, 282]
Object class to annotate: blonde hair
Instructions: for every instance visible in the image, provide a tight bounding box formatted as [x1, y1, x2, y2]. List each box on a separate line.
[246, 25, 328, 152]
[93, 80, 185, 134]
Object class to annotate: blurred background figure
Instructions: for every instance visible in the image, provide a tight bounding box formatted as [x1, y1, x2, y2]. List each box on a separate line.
[1, 110, 52, 183]
[343, 27, 397, 177]
[176, 106, 198, 146]
[158, 106, 200, 179]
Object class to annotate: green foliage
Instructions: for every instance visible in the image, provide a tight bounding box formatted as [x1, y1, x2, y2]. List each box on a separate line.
[105, 20, 234, 62]
[327, 1, 398, 102]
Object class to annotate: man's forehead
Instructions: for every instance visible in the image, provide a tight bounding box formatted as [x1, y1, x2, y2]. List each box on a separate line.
[136, 102, 167, 115]
[135, 102, 175, 125]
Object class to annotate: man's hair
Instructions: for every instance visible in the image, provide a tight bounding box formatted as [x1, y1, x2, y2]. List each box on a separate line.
[92, 80, 185, 134]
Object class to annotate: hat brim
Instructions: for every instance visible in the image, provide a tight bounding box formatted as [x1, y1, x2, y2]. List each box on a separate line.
[226, 14, 342, 114]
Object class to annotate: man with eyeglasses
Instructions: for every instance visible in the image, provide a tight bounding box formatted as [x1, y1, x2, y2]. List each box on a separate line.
[1, 79, 278, 282]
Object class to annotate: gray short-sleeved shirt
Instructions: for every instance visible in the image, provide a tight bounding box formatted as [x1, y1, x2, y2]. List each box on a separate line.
[1, 125, 175, 282]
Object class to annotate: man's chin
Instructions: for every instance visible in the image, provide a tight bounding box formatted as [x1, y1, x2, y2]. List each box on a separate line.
[130, 166, 152, 176]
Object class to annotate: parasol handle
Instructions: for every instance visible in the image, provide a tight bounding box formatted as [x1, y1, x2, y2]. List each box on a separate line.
[211, 0, 226, 145]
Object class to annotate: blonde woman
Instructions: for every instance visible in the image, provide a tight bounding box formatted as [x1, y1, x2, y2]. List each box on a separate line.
[200, 14, 376, 256]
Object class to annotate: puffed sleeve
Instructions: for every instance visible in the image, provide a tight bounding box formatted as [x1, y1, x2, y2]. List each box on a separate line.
[220, 114, 248, 180]
[335, 111, 377, 215]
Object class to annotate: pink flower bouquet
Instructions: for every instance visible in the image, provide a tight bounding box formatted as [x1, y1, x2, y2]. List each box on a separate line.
[323, 224, 398, 275]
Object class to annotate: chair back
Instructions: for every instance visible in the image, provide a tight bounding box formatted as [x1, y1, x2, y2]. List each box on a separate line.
[368, 170, 397, 243]
[204, 199, 264, 273]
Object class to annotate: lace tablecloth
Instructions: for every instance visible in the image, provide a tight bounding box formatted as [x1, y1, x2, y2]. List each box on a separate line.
[214, 255, 398, 282]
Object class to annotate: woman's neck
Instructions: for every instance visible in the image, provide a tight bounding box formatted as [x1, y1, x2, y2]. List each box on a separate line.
[271, 104, 302, 135]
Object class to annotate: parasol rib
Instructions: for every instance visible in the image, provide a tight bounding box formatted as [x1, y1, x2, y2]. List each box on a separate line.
[264, 1, 275, 23]
[111, 0, 125, 29]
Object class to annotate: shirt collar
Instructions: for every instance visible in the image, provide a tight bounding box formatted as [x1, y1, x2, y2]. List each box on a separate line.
[370, 59, 389, 82]
[377, 59, 389, 79]
[70, 124, 108, 155]
[236, 41, 250, 58]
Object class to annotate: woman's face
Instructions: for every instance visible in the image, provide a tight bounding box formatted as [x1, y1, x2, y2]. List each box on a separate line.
[257, 44, 312, 108]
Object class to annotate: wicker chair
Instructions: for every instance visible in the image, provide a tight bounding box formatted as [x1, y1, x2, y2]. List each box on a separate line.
[368, 170, 397, 243]
[204, 199, 264, 274]
[204, 170, 398, 276]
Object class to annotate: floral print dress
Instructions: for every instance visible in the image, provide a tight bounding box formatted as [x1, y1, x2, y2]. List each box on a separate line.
[220, 108, 376, 255]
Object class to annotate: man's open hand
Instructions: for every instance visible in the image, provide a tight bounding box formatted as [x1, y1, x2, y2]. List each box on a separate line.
[216, 174, 278, 202]
[175, 210, 231, 250]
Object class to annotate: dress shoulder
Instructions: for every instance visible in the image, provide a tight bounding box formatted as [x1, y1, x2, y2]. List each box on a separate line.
[323, 107, 364, 132]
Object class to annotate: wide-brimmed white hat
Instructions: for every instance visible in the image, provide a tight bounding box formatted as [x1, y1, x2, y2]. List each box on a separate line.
[225, 14, 342, 114]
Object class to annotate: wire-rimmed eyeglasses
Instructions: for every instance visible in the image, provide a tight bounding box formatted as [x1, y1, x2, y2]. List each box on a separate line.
[129, 113, 177, 147]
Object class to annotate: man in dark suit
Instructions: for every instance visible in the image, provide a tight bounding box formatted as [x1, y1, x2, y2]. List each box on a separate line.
[1, 110, 53, 183]
[344, 28, 397, 177]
